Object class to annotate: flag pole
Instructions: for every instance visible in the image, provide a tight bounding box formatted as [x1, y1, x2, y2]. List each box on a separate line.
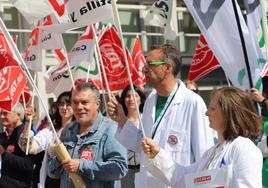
[111, 0, 146, 138]
[92, 26, 113, 101]
[231, 0, 254, 88]
[0, 17, 59, 141]
[59, 35, 76, 89]
[25, 74, 36, 155]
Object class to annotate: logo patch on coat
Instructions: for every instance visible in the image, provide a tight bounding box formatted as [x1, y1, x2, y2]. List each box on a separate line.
[168, 135, 178, 145]
[80, 148, 93, 160]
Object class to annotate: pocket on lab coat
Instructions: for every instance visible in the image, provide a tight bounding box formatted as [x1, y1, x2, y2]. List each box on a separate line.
[166, 130, 187, 153]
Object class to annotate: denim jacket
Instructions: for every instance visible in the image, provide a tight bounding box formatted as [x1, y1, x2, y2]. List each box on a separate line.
[48, 113, 128, 188]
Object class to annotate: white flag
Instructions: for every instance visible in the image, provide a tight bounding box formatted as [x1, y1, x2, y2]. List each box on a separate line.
[38, 14, 64, 50]
[184, 0, 259, 90]
[45, 26, 99, 95]
[145, 0, 177, 40]
[244, 0, 267, 89]
[40, 0, 113, 33]
[24, 27, 42, 71]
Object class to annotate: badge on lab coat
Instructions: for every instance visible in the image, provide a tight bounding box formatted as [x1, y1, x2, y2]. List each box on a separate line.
[184, 165, 232, 188]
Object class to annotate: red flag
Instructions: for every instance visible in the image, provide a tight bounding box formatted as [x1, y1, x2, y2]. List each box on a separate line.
[19, 84, 32, 105]
[0, 31, 19, 70]
[132, 36, 146, 87]
[0, 27, 27, 111]
[98, 26, 133, 91]
[188, 35, 220, 81]
[0, 66, 27, 111]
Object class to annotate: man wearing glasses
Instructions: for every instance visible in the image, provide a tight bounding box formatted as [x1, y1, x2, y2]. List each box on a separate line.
[108, 44, 214, 188]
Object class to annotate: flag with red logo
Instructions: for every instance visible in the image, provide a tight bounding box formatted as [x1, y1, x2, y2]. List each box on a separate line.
[98, 26, 133, 91]
[188, 35, 220, 81]
[0, 28, 27, 111]
[132, 36, 146, 86]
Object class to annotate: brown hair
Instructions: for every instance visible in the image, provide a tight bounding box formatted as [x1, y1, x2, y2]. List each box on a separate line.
[212, 87, 262, 141]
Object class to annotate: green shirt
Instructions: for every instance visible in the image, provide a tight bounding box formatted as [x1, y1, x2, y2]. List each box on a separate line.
[155, 95, 169, 122]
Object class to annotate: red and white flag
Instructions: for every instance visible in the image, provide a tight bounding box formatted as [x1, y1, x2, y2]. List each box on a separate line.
[188, 35, 220, 81]
[24, 27, 42, 71]
[98, 26, 133, 91]
[38, 14, 64, 50]
[0, 27, 27, 111]
[132, 36, 146, 86]
[24, 14, 65, 72]
[45, 26, 99, 96]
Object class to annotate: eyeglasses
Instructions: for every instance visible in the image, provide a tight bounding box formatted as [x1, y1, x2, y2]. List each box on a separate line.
[144, 61, 166, 68]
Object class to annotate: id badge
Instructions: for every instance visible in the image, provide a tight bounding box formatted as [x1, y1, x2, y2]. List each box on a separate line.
[184, 165, 232, 188]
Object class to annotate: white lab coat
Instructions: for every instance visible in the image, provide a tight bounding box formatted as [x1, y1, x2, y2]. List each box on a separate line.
[115, 81, 214, 188]
[144, 136, 263, 188]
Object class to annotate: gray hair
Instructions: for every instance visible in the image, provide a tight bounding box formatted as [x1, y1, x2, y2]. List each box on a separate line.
[151, 44, 181, 77]
[73, 82, 100, 102]
[12, 102, 25, 120]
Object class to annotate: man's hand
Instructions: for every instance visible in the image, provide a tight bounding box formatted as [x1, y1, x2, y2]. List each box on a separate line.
[141, 138, 160, 159]
[24, 106, 35, 122]
[107, 95, 127, 127]
[0, 144, 5, 155]
[62, 159, 80, 173]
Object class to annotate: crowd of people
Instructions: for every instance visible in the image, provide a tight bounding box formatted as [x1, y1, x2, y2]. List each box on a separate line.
[0, 44, 267, 188]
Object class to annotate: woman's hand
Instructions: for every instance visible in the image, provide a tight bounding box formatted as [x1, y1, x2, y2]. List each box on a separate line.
[107, 95, 127, 127]
[141, 138, 160, 159]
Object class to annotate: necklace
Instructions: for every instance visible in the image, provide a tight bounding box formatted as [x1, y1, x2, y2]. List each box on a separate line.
[203, 143, 224, 170]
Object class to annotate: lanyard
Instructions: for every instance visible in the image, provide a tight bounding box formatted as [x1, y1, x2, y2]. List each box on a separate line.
[151, 84, 179, 139]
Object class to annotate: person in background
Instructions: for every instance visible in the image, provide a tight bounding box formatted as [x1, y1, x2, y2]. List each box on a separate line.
[19, 91, 75, 188]
[118, 85, 146, 188]
[250, 88, 268, 117]
[184, 79, 199, 94]
[250, 87, 268, 188]
[48, 82, 128, 188]
[142, 87, 263, 188]
[108, 44, 214, 188]
[0, 103, 37, 188]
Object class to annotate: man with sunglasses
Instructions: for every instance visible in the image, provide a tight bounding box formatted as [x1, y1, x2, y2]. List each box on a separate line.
[108, 44, 214, 188]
